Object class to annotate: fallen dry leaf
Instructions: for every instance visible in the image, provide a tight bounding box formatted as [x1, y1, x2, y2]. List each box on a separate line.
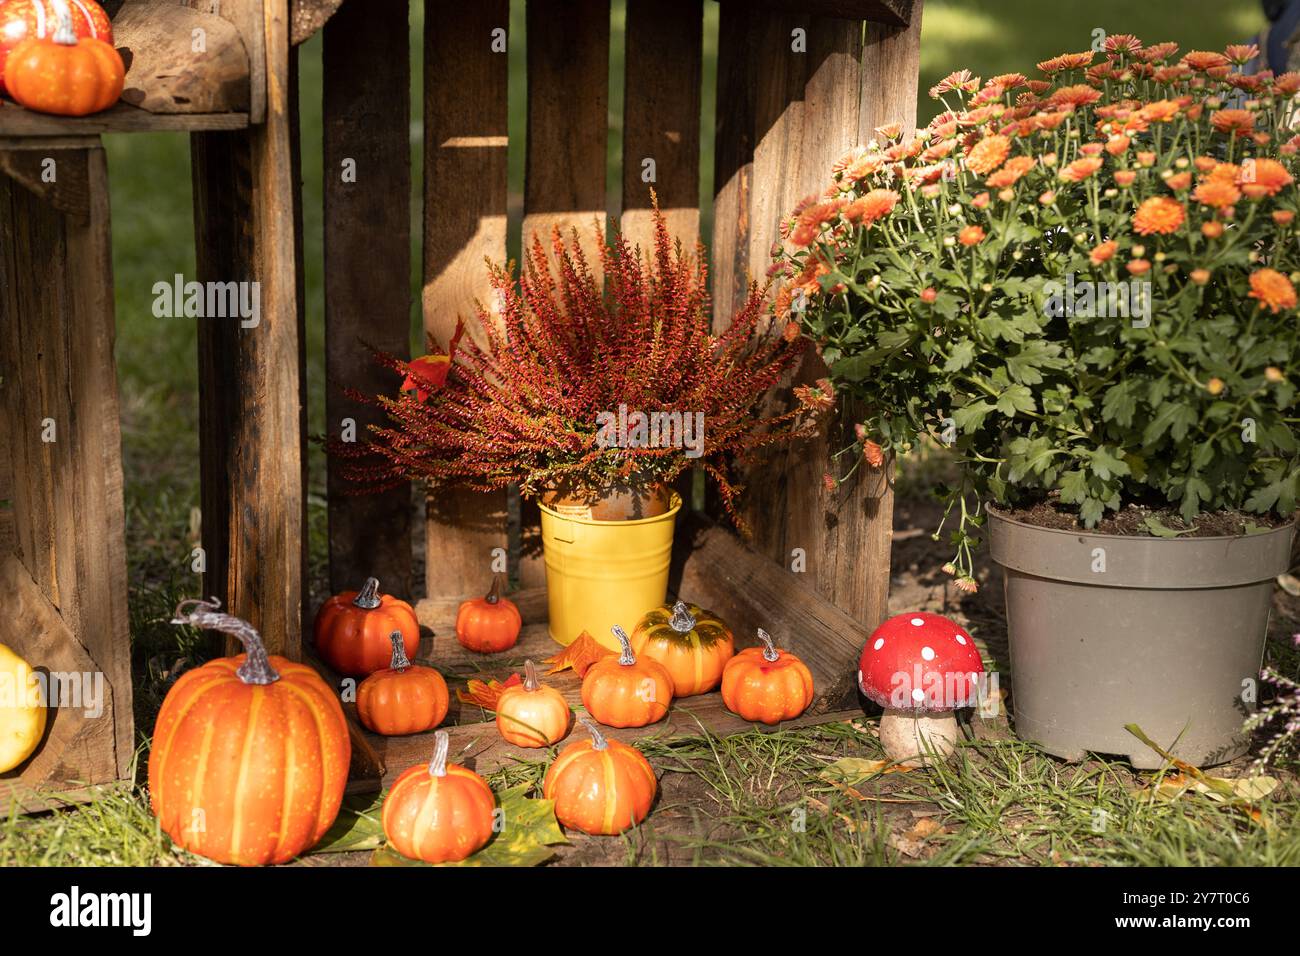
[542, 631, 613, 677]
[456, 673, 521, 711]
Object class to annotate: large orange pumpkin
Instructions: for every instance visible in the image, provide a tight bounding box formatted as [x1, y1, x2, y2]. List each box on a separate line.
[721, 628, 815, 725]
[542, 716, 657, 835]
[313, 576, 419, 677]
[495, 659, 569, 747]
[382, 730, 497, 863]
[0, 0, 113, 94]
[631, 600, 734, 696]
[356, 631, 449, 736]
[581, 626, 674, 728]
[5, 5, 122, 116]
[455, 574, 521, 653]
[150, 599, 351, 866]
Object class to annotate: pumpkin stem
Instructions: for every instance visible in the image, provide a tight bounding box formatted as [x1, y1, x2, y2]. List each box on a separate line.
[353, 576, 382, 610]
[428, 729, 451, 777]
[387, 630, 410, 671]
[524, 658, 539, 691]
[171, 597, 280, 685]
[611, 625, 637, 666]
[578, 714, 608, 751]
[485, 574, 503, 606]
[668, 600, 696, 633]
[757, 627, 781, 663]
[51, 0, 77, 45]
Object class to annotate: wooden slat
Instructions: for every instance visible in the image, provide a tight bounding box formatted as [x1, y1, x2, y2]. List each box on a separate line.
[711, 8, 920, 632]
[0, 101, 248, 136]
[190, 0, 304, 657]
[620, 0, 703, 256]
[722, 0, 913, 26]
[184, 0, 265, 124]
[291, 0, 345, 45]
[518, 0, 611, 588]
[858, 0, 924, 141]
[323, 0, 412, 597]
[114, 0, 251, 114]
[0, 142, 133, 787]
[422, 0, 511, 602]
[522, 0, 611, 269]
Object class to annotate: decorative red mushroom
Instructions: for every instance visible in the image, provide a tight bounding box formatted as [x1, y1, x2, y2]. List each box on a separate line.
[857, 611, 984, 767]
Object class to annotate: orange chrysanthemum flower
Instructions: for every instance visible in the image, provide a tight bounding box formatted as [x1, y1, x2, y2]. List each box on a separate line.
[1248, 268, 1298, 313]
[1132, 196, 1186, 235]
[1210, 109, 1256, 136]
[1050, 84, 1103, 108]
[1165, 171, 1192, 191]
[965, 134, 1012, 174]
[1060, 156, 1104, 182]
[1136, 42, 1179, 62]
[1182, 50, 1230, 71]
[1037, 51, 1093, 74]
[957, 224, 986, 246]
[849, 188, 900, 225]
[1223, 43, 1259, 65]
[984, 154, 1035, 188]
[1191, 178, 1241, 208]
[1090, 240, 1118, 264]
[1138, 99, 1181, 123]
[1239, 157, 1294, 198]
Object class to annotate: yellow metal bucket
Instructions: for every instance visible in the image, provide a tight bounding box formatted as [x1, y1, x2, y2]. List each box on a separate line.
[539, 493, 682, 650]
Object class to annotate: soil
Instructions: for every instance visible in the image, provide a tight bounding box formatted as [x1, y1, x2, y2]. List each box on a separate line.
[1000, 500, 1294, 538]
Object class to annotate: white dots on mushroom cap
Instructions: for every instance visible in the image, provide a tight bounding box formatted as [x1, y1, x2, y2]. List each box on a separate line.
[954, 634, 967, 645]
[910, 617, 925, 626]
[873, 637, 885, 650]
[921, 646, 935, 661]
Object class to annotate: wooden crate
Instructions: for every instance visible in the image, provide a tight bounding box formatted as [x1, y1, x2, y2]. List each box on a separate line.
[0, 0, 924, 802]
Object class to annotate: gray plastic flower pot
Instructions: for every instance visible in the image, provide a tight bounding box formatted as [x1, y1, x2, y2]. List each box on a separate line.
[987, 507, 1295, 770]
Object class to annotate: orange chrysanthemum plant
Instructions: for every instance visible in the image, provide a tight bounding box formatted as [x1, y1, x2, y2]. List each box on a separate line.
[778, 39, 1300, 583]
[330, 200, 814, 532]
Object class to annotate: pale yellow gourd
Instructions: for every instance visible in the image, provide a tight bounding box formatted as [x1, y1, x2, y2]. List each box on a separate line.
[0, 643, 45, 773]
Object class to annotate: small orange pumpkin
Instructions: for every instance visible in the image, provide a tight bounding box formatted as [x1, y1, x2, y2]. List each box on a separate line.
[496, 659, 570, 747]
[542, 716, 657, 835]
[581, 625, 674, 728]
[5, 8, 123, 117]
[381, 730, 497, 863]
[631, 600, 734, 696]
[356, 631, 449, 736]
[150, 599, 351, 866]
[455, 575, 521, 653]
[721, 628, 815, 725]
[313, 576, 419, 677]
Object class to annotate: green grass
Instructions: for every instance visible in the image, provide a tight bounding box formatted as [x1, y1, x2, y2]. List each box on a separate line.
[4, 0, 1296, 867]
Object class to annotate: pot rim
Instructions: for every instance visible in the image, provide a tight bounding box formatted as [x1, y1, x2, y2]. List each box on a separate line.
[538, 491, 683, 527]
[986, 503, 1297, 543]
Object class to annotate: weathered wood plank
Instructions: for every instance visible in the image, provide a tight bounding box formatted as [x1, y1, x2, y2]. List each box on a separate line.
[720, 0, 913, 26]
[184, 0, 265, 124]
[0, 142, 133, 785]
[114, 0, 251, 114]
[0, 101, 249, 136]
[620, 0, 702, 256]
[323, 0, 412, 597]
[858, 0, 924, 141]
[191, 0, 304, 657]
[422, 1, 511, 602]
[291, 0, 345, 45]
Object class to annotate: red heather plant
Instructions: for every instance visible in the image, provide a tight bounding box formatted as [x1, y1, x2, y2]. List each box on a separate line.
[331, 205, 817, 531]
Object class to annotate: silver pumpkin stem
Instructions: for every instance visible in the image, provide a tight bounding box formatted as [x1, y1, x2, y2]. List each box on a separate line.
[387, 630, 410, 671]
[51, 0, 77, 45]
[612, 625, 636, 665]
[578, 714, 608, 751]
[353, 576, 382, 610]
[172, 597, 280, 685]
[757, 628, 781, 663]
[428, 730, 451, 777]
[668, 600, 696, 633]
[524, 658, 539, 691]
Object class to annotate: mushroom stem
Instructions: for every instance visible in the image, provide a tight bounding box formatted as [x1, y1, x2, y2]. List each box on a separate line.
[878, 708, 958, 768]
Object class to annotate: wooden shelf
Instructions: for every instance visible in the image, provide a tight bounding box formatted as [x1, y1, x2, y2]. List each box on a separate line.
[0, 101, 248, 138]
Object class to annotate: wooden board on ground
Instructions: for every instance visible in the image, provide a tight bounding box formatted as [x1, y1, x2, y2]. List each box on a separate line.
[311, 516, 869, 791]
[323, 0, 413, 597]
